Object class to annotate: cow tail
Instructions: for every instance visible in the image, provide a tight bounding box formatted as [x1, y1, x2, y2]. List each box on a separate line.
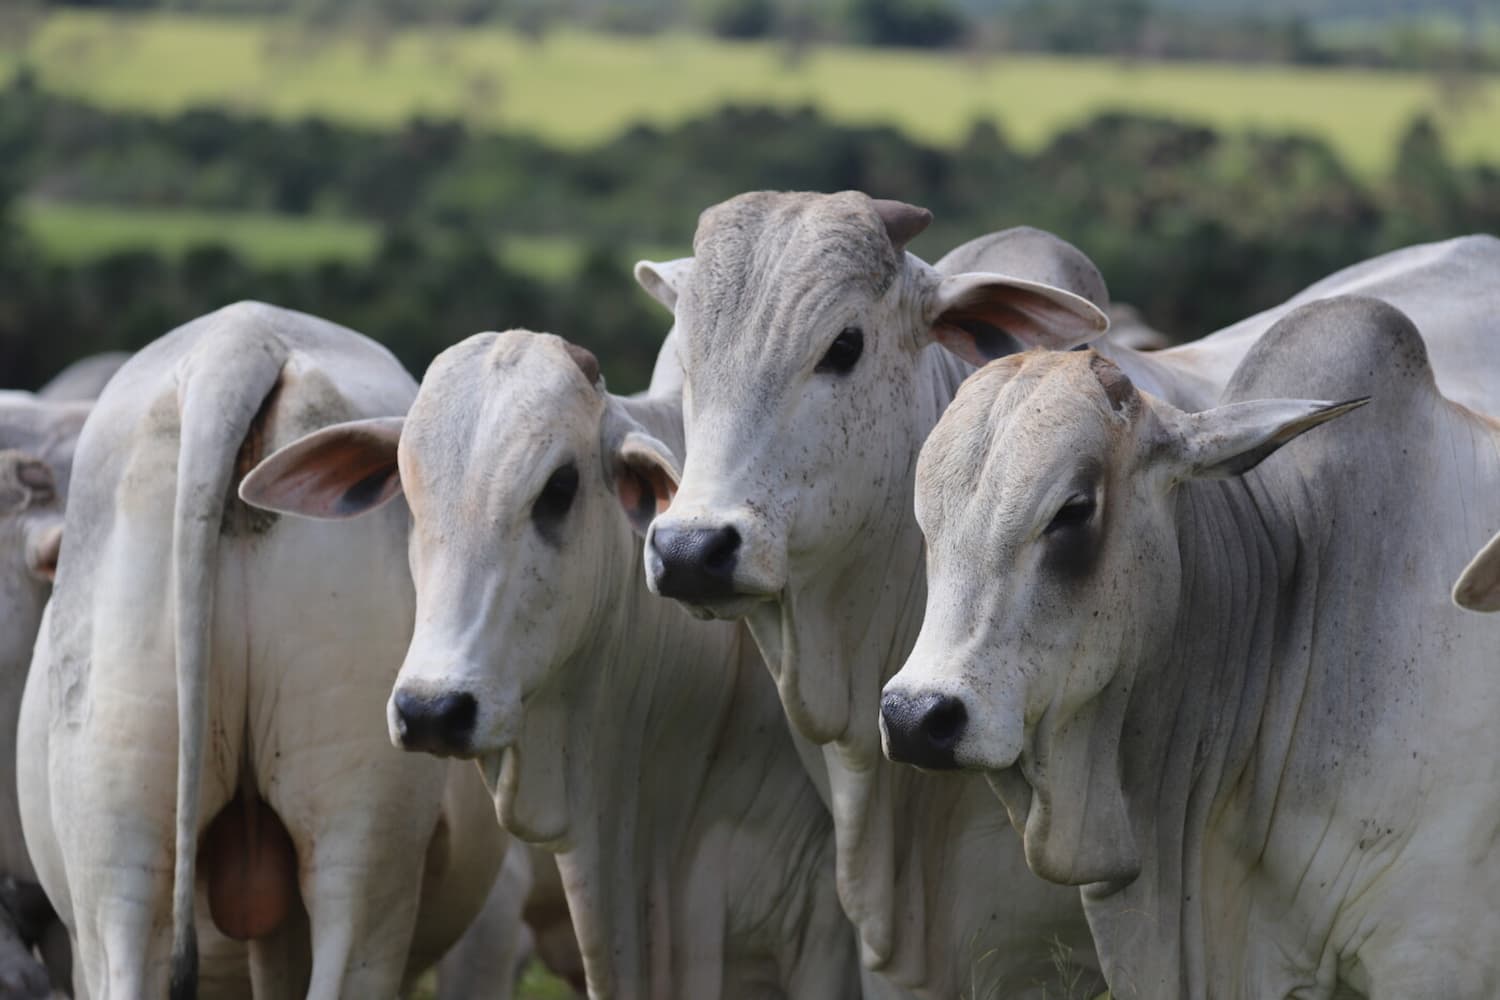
[169, 322, 288, 1000]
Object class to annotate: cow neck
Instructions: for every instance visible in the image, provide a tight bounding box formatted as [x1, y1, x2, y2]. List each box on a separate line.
[551, 511, 769, 1000]
[1080, 466, 1310, 997]
[761, 344, 1070, 997]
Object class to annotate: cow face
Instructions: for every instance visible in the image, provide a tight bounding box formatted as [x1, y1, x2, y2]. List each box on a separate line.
[636, 191, 1107, 744]
[241, 332, 679, 840]
[882, 351, 1362, 884]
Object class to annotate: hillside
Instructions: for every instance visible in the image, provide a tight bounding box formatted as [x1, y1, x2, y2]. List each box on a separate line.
[4, 10, 1499, 174]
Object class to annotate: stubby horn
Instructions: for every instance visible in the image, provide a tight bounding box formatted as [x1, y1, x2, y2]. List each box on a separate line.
[563, 342, 601, 386]
[871, 199, 933, 252]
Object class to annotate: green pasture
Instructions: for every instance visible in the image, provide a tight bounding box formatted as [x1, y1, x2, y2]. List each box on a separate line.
[5, 10, 1499, 175]
[18, 200, 681, 277]
[18, 200, 378, 266]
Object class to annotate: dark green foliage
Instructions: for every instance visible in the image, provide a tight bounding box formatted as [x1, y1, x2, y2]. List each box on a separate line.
[711, 0, 777, 39]
[847, 0, 966, 48]
[1, 80, 1493, 394]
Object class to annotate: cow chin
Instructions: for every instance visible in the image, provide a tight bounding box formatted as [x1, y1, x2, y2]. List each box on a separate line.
[682, 591, 775, 621]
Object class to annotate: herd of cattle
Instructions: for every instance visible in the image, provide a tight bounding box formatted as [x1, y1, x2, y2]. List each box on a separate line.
[0, 189, 1497, 1000]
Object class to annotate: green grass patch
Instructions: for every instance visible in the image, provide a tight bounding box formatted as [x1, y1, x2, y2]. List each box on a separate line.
[408, 959, 573, 1000]
[18, 199, 685, 277]
[3, 10, 1499, 174]
[19, 199, 379, 266]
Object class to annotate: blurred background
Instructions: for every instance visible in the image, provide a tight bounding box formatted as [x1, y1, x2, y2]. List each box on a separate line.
[1, 0, 1496, 394]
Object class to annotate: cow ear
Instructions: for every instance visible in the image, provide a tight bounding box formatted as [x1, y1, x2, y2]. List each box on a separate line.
[634, 257, 693, 313]
[240, 417, 405, 520]
[26, 521, 62, 582]
[612, 431, 680, 537]
[1454, 531, 1500, 612]
[927, 271, 1111, 365]
[1165, 397, 1369, 481]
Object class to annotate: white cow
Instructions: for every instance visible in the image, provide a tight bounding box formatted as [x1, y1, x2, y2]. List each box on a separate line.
[631, 190, 1500, 998]
[36, 353, 132, 403]
[239, 330, 862, 1000]
[0, 448, 68, 997]
[16, 302, 509, 998]
[886, 297, 1500, 998]
[0, 390, 96, 996]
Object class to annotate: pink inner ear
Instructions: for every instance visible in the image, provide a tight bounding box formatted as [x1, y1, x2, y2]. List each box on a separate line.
[29, 524, 62, 582]
[241, 427, 402, 520]
[614, 458, 678, 530]
[935, 283, 1102, 361]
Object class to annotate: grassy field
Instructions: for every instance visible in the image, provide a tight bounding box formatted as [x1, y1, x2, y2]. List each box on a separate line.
[4, 10, 1499, 175]
[19, 200, 683, 276]
[18, 200, 379, 266]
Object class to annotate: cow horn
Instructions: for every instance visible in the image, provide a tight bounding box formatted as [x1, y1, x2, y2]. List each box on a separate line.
[871, 199, 933, 252]
[563, 342, 601, 386]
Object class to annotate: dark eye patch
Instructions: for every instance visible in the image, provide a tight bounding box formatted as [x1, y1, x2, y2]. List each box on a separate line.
[1045, 495, 1095, 535]
[1042, 479, 1101, 583]
[531, 462, 579, 545]
[816, 327, 864, 375]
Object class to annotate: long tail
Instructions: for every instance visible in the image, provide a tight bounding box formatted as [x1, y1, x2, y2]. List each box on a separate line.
[169, 316, 287, 1000]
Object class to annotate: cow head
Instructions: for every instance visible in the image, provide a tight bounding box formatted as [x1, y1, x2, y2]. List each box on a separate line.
[1454, 530, 1500, 612]
[0, 450, 64, 690]
[633, 191, 1108, 746]
[881, 350, 1364, 885]
[241, 331, 679, 842]
[0, 450, 63, 584]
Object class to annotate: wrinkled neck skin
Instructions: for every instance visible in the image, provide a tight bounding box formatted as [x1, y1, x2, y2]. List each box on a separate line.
[1088, 397, 1500, 1000]
[750, 345, 1094, 999]
[510, 402, 841, 1000]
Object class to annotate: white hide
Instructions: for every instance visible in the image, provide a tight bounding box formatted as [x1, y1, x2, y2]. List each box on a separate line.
[0, 449, 67, 998]
[889, 297, 1500, 998]
[635, 193, 1500, 999]
[0, 391, 97, 996]
[36, 353, 131, 403]
[240, 330, 860, 1000]
[16, 302, 509, 997]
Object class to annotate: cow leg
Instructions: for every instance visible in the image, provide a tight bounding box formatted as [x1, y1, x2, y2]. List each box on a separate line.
[435, 844, 533, 1000]
[0, 904, 49, 999]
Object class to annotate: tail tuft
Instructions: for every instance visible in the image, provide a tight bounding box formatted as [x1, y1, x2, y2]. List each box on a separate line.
[169, 936, 198, 1000]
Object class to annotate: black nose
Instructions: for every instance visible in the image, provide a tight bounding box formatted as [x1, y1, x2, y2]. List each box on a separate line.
[393, 690, 478, 756]
[881, 691, 966, 770]
[648, 524, 741, 601]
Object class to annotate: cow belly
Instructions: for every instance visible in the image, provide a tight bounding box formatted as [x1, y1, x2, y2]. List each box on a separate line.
[199, 787, 298, 941]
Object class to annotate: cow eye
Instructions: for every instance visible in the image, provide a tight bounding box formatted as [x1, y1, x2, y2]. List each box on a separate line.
[531, 462, 579, 542]
[1045, 494, 1095, 535]
[816, 327, 864, 375]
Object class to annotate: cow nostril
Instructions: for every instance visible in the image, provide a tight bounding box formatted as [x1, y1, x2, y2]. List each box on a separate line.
[882, 690, 966, 770]
[920, 696, 966, 749]
[703, 526, 740, 573]
[394, 689, 477, 754]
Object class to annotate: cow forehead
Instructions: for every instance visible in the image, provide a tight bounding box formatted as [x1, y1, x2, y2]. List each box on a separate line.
[919, 352, 1132, 528]
[680, 191, 900, 371]
[403, 331, 603, 498]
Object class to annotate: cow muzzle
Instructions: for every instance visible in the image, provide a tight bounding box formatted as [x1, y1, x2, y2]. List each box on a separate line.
[647, 522, 741, 599]
[645, 507, 785, 615]
[879, 689, 967, 770]
[390, 688, 479, 757]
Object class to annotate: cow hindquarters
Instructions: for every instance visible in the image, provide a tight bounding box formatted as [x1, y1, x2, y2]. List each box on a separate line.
[242, 508, 433, 999]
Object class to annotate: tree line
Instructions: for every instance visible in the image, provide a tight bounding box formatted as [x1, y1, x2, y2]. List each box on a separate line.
[3, 76, 1497, 391]
[29, 0, 1500, 68]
